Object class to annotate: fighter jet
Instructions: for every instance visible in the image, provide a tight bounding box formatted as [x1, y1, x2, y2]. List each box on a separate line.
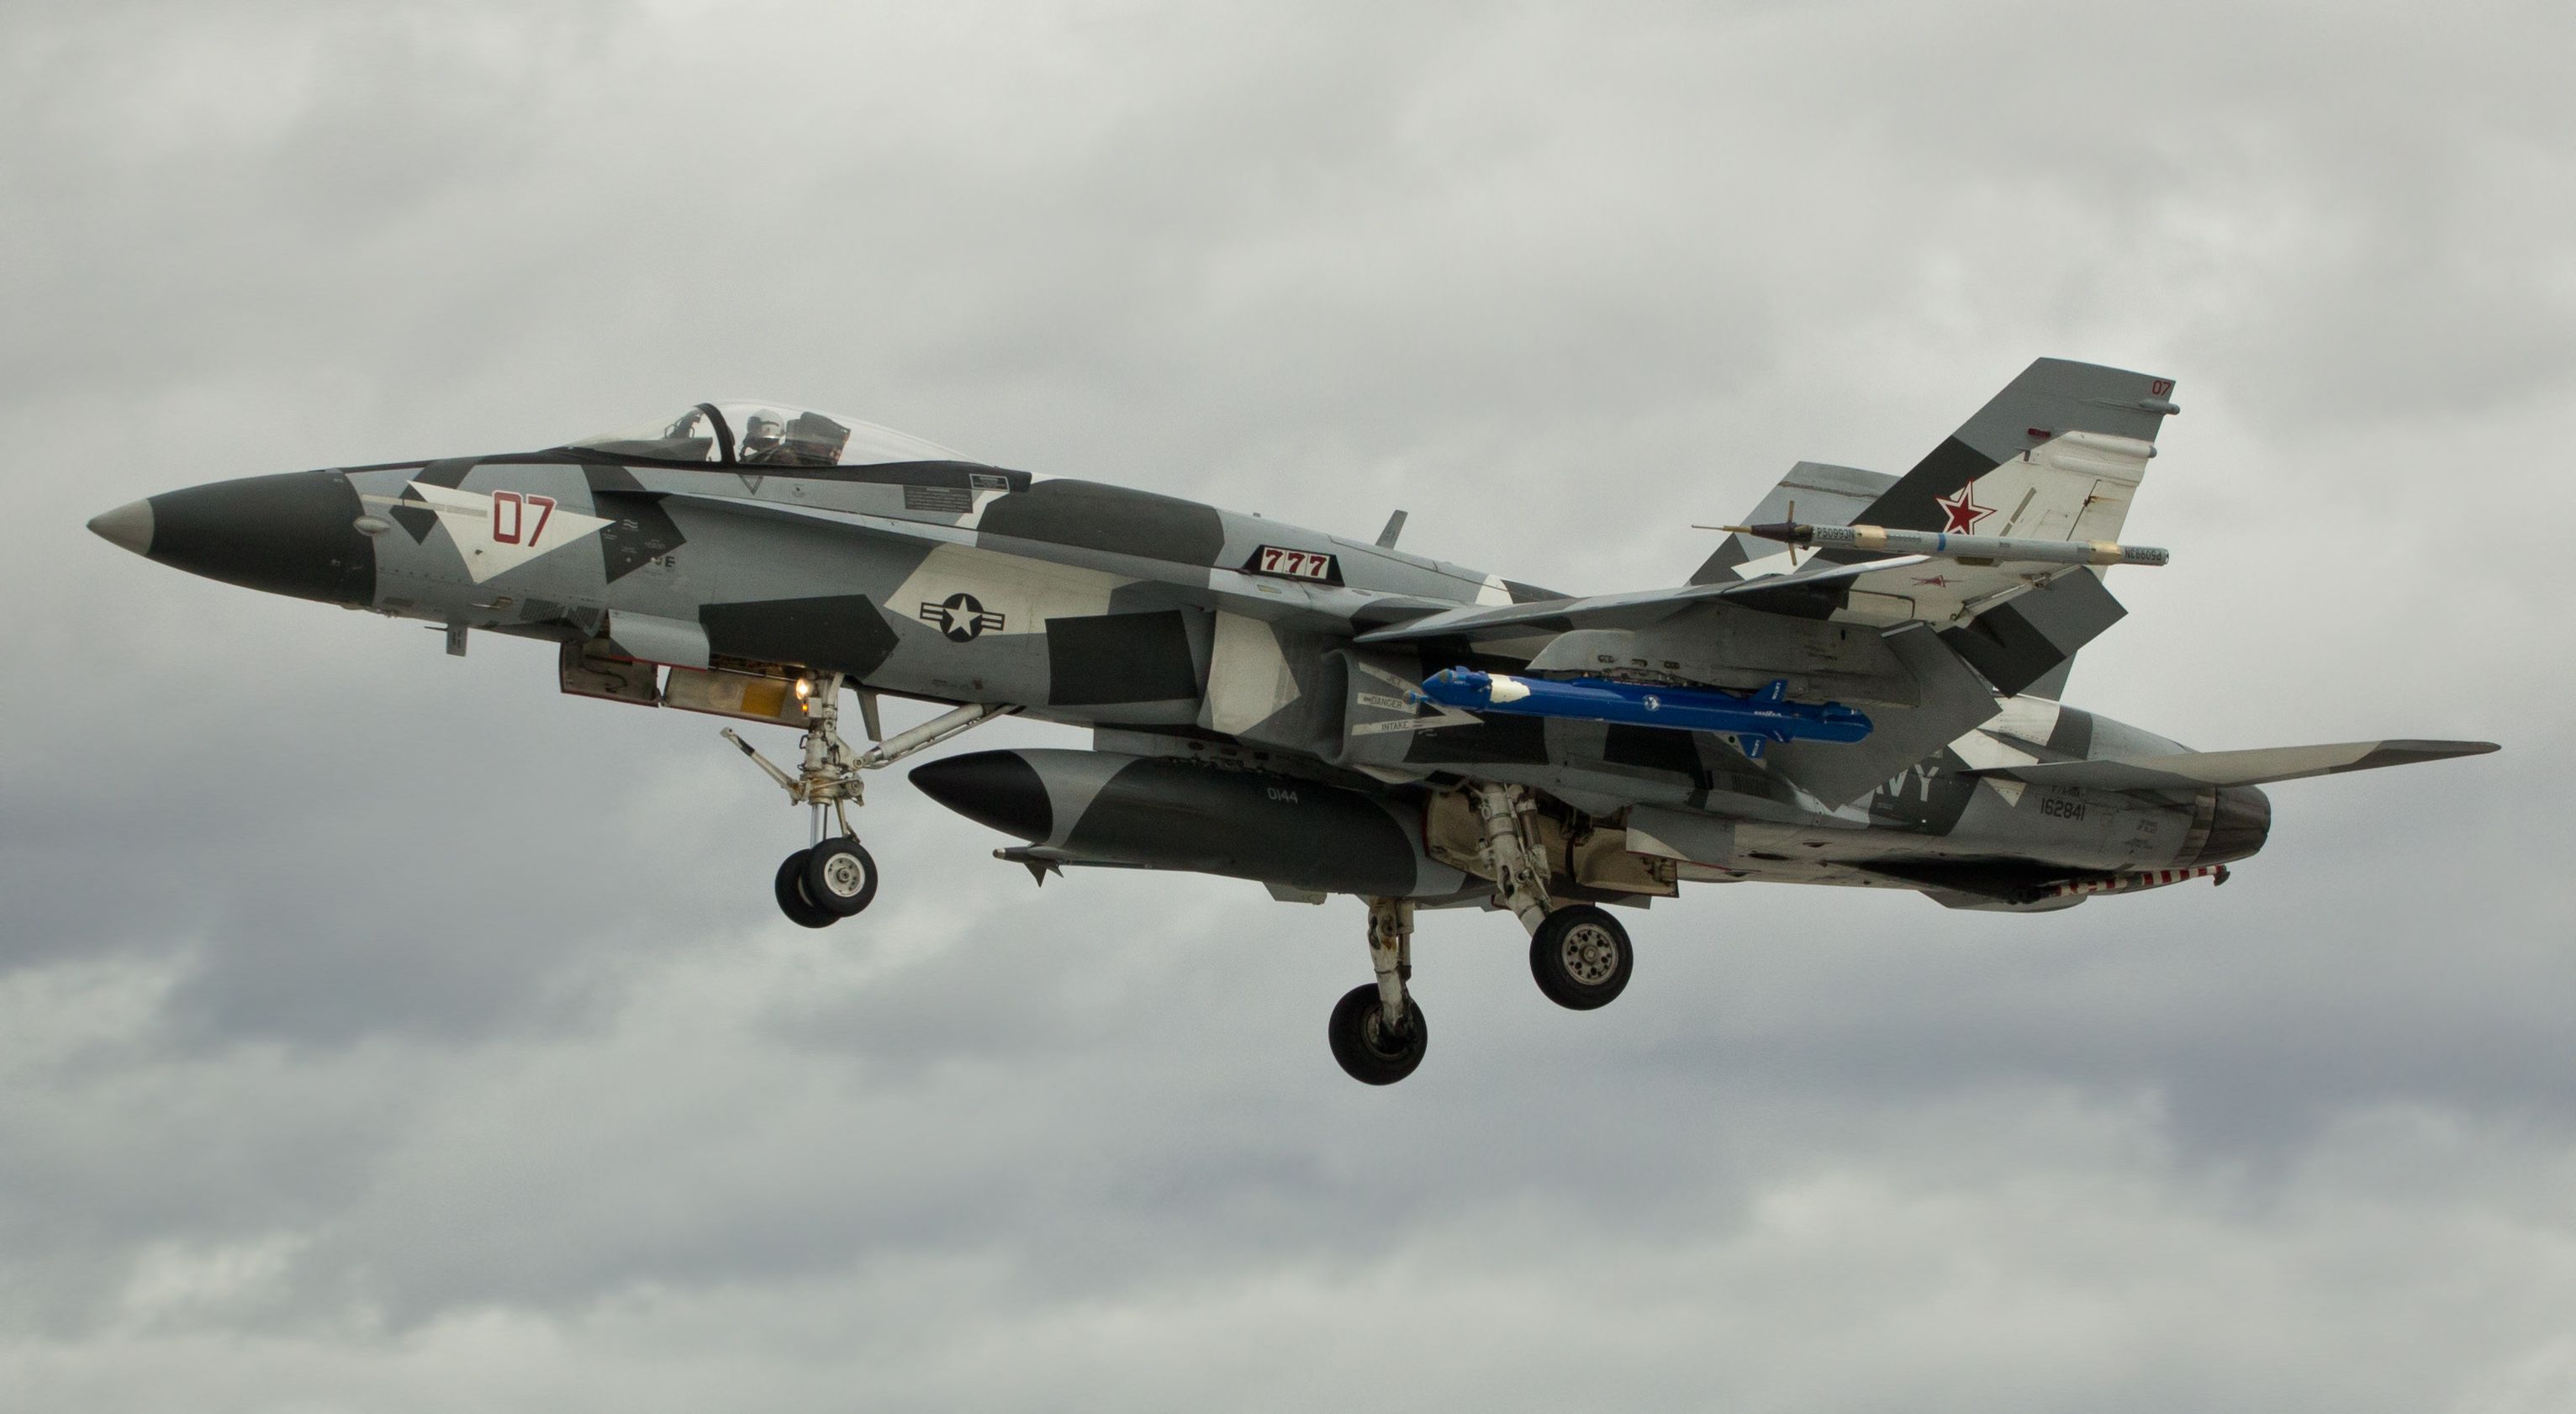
[88, 362, 2495, 1083]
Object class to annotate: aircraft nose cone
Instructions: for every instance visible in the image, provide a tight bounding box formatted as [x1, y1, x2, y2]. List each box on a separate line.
[112, 470, 376, 606]
[87, 499, 155, 556]
[910, 750, 1053, 842]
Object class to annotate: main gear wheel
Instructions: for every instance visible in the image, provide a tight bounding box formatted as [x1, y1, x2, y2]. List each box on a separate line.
[1328, 984, 1428, 1084]
[1529, 904, 1633, 1010]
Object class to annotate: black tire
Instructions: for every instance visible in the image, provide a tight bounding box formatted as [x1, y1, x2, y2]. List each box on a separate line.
[1530, 905, 1633, 1010]
[802, 837, 879, 917]
[773, 849, 837, 929]
[1328, 984, 1428, 1085]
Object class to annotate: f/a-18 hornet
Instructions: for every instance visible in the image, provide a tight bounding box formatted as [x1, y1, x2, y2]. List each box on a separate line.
[91, 361, 2494, 1083]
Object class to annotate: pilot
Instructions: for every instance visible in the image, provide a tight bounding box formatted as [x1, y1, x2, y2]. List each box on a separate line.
[739, 412, 787, 464]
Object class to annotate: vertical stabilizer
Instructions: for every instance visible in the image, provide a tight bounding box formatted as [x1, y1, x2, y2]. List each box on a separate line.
[1856, 357, 2178, 541]
[1697, 359, 2180, 698]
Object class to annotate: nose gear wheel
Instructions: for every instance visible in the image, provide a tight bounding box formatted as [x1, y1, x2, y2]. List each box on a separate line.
[726, 674, 1014, 927]
[773, 849, 837, 930]
[803, 837, 878, 916]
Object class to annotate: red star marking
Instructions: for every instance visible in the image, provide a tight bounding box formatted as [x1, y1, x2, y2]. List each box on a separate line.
[1935, 480, 1993, 535]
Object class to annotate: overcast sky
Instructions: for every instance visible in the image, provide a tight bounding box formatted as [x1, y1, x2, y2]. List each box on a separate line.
[4, 2, 2572, 1410]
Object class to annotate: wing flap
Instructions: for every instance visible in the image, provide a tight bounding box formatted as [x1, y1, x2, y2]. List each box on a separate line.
[1963, 739, 2499, 791]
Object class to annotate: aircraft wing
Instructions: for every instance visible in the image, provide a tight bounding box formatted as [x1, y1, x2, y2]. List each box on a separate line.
[662, 487, 2082, 725]
[1354, 555, 2098, 645]
[1352, 587, 1704, 643]
[669, 488, 2087, 656]
[1962, 739, 2499, 791]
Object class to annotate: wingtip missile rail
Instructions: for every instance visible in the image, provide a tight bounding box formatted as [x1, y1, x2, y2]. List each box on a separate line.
[1413, 667, 1871, 758]
[1708, 521, 2170, 568]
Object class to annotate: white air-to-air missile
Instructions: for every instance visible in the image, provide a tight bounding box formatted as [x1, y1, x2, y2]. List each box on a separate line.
[1720, 520, 2172, 567]
[87, 363, 2497, 1084]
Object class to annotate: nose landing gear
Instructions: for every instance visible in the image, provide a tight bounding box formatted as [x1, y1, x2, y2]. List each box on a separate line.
[726, 673, 1011, 927]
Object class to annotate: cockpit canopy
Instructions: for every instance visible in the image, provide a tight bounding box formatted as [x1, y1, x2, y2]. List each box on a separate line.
[568, 401, 966, 467]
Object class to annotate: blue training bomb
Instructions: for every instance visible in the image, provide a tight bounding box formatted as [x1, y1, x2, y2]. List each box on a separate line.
[1413, 667, 1872, 758]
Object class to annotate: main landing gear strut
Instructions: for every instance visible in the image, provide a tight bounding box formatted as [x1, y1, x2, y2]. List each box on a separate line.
[1469, 781, 1635, 1011]
[1328, 898, 1427, 1084]
[725, 674, 1012, 927]
[1325, 784, 1638, 1085]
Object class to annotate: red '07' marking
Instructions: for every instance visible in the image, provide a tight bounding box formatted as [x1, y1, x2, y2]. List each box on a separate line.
[489, 492, 557, 546]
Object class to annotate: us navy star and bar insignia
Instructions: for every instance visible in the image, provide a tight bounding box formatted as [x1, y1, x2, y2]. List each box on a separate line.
[921, 592, 1006, 641]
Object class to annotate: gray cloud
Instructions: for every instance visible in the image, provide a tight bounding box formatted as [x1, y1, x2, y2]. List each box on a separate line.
[3, 1, 2571, 1409]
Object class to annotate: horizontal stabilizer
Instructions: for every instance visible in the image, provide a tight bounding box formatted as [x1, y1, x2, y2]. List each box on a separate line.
[1962, 739, 2497, 792]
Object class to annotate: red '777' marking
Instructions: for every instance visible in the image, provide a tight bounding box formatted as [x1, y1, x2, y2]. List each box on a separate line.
[1258, 546, 1331, 578]
[489, 492, 557, 546]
